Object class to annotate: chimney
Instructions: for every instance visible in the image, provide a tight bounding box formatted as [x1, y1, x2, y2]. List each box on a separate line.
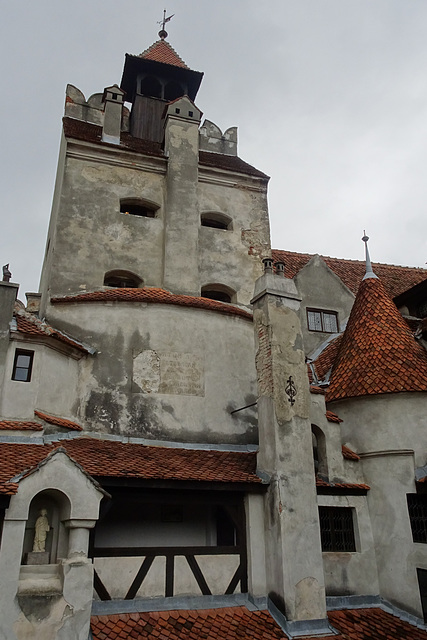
[101, 85, 125, 145]
[25, 292, 41, 316]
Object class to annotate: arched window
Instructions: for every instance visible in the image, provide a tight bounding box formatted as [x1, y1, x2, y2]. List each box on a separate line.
[201, 212, 232, 230]
[164, 81, 184, 102]
[201, 284, 236, 304]
[104, 270, 143, 288]
[140, 76, 162, 99]
[120, 199, 158, 218]
[312, 424, 328, 479]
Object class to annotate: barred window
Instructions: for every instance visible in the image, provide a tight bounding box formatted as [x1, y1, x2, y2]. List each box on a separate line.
[407, 494, 427, 543]
[307, 309, 338, 333]
[319, 507, 356, 552]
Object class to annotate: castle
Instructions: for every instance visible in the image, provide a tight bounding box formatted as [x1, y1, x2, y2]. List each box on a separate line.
[1, 30, 427, 640]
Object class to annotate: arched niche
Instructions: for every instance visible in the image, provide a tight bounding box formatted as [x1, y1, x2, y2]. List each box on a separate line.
[312, 424, 328, 479]
[201, 283, 236, 304]
[140, 75, 162, 99]
[22, 489, 71, 564]
[164, 80, 184, 102]
[104, 270, 143, 289]
[201, 212, 233, 230]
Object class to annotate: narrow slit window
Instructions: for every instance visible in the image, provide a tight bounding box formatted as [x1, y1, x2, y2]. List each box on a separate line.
[12, 349, 34, 382]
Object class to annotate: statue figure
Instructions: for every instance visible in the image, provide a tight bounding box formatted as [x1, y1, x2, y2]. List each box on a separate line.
[32, 508, 50, 553]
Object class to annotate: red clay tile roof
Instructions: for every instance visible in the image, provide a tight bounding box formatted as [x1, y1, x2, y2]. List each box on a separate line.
[326, 410, 342, 423]
[327, 276, 427, 402]
[139, 40, 189, 69]
[0, 420, 43, 432]
[34, 410, 82, 432]
[309, 386, 326, 395]
[63, 117, 164, 156]
[14, 309, 90, 355]
[199, 150, 269, 179]
[310, 335, 343, 382]
[0, 439, 261, 494]
[342, 445, 360, 461]
[272, 249, 427, 299]
[91, 606, 427, 640]
[316, 477, 370, 491]
[91, 607, 286, 640]
[51, 287, 253, 320]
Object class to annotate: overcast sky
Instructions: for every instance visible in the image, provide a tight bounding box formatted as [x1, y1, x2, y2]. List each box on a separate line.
[1, 0, 427, 298]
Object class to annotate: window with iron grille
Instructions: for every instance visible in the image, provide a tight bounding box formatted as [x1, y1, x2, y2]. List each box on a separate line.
[407, 494, 427, 543]
[307, 309, 338, 333]
[319, 507, 356, 552]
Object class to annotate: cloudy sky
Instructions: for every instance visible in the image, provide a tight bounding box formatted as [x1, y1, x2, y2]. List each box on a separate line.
[1, 0, 427, 297]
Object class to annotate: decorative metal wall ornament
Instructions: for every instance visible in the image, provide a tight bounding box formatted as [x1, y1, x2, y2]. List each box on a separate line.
[285, 376, 297, 406]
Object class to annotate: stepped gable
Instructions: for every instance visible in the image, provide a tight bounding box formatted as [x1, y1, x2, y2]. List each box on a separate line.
[139, 39, 189, 69]
[326, 276, 427, 403]
[272, 249, 427, 298]
[51, 287, 253, 320]
[0, 439, 261, 494]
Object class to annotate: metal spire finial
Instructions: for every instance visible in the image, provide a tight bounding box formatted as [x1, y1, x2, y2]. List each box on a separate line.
[158, 9, 174, 40]
[362, 231, 378, 280]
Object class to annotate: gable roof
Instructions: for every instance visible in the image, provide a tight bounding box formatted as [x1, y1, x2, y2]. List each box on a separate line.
[139, 40, 189, 69]
[272, 249, 427, 299]
[51, 287, 253, 320]
[0, 438, 261, 495]
[326, 276, 427, 402]
[90, 606, 427, 640]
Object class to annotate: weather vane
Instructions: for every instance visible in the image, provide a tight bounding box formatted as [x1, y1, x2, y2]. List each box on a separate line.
[158, 9, 174, 40]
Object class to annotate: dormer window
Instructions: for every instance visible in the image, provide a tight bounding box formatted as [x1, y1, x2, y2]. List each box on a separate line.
[307, 308, 338, 333]
[200, 213, 232, 231]
[104, 270, 143, 288]
[201, 284, 236, 304]
[120, 199, 158, 218]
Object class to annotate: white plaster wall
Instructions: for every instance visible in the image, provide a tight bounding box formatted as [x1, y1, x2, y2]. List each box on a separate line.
[46, 303, 258, 443]
[0, 341, 80, 421]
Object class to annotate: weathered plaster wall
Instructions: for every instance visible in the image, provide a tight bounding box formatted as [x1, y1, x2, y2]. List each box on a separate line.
[317, 494, 379, 597]
[0, 341, 80, 421]
[295, 256, 355, 356]
[46, 303, 257, 443]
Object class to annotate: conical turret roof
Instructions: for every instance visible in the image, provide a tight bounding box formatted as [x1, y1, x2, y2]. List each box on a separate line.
[326, 275, 427, 402]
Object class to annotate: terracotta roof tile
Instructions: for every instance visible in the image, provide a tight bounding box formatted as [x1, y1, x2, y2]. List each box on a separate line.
[311, 335, 343, 383]
[91, 607, 287, 640]
[0, 420, 43, 432]
[316, 477, 369, 491]
[34, 410, 82, 431]
[272, 249, 427, 299]
[91, 606, 427, 640]
[309, 386, 326, 395]
[326, 410, 342, 423]
[342, 445, 360, 461]
[327, 277, 427, 402]
[51, 287, 253, 320]
[0, 439, 261, 494]
[14, 309, 90, 354]
[139, 40, 189, 69]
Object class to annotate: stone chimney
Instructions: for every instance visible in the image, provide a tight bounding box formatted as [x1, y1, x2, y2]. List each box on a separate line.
[25, 292, 41, 316]
[101, 85, 125, 145]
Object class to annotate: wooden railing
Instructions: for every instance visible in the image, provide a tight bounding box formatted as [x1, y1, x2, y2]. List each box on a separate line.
[91, 545, 247, 600]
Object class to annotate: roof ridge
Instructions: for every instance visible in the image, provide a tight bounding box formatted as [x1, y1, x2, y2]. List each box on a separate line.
[273, 249, 427, 271]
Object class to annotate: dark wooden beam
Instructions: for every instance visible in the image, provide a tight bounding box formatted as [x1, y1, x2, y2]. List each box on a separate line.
[185, 555, 212, 596]
[125, 555, 155, 600]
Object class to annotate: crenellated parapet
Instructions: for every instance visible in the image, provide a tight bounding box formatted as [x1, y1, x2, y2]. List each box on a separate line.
[199, 119, 238, 156]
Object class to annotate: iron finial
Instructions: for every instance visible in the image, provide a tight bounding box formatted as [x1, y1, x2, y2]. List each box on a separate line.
[362, 231, 378, 280]
[158, 8, 174, 40]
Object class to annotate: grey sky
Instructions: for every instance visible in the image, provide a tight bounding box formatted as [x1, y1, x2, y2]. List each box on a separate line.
[1, 0, 427, 299]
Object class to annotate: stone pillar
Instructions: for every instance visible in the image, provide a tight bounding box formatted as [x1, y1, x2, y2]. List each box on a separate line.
[251, 261, 327, 627]
[65, 519, 95, 558]
[162, 98, 201, 296]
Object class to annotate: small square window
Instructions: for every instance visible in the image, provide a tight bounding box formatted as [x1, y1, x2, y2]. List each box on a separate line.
[307, 309, 338, 333]
[175, 108, 180, 114]
[319, 506, 356, 552]
[188, 110, 193, 117]
[12, 349, 34, 382]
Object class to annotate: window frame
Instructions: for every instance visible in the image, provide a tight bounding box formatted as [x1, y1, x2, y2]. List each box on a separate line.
[307, 308, 339, 333]
[11, 349, 34, 383]
[318, 506, 356, 552]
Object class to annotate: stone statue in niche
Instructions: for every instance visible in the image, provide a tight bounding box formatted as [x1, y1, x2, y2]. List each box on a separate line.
[33, 508, 50, 553]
